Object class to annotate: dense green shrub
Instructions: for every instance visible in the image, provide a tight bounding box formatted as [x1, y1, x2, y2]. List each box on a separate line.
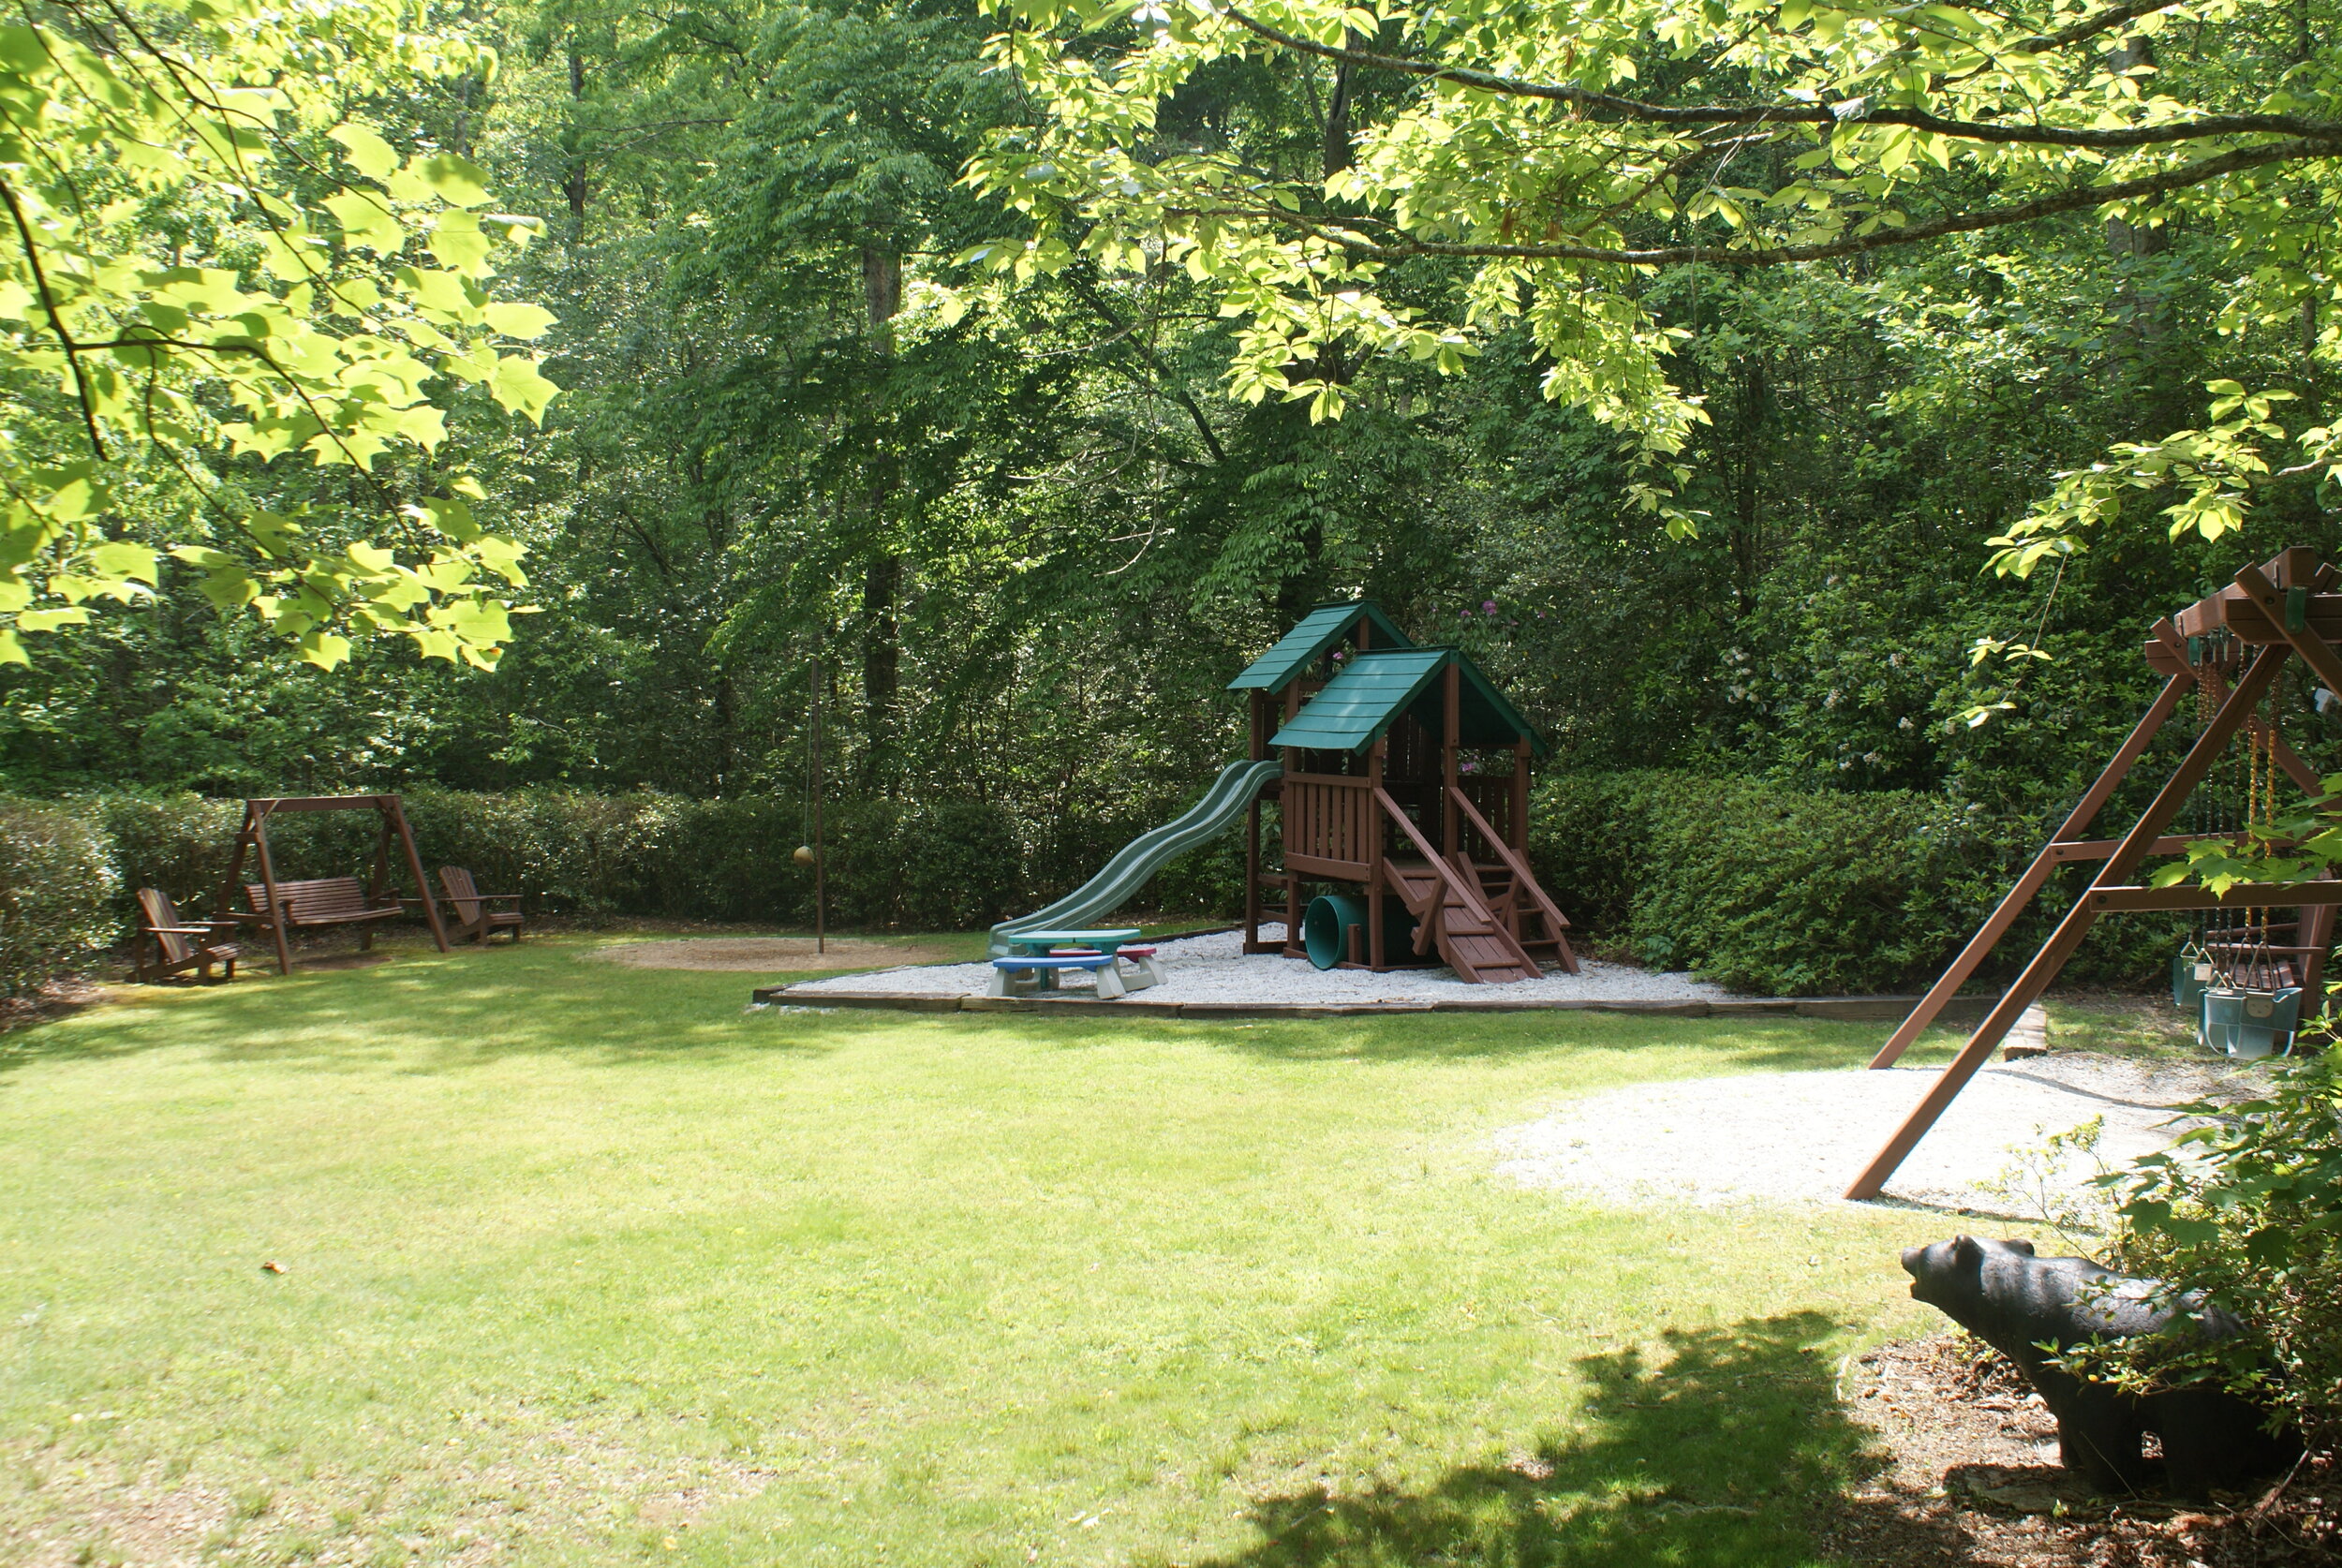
[2093, 1049, 2342, 1452]
[13, 770, 2197, 998]
[1529, 770, 2174, 995]
[0, 802, 118, 994]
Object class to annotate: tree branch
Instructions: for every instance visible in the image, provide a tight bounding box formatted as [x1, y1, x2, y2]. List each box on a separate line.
[1217, 7, 2342, 150]
[0, 175, 106, 459]
[1060, 273, 1228, 463]
[1238, 138, 2324, 266]
[2021, 0, 2188, 52]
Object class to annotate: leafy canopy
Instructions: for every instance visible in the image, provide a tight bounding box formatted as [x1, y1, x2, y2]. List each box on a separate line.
[967, 0, 2342, 541]
[0, 0, 558, 669]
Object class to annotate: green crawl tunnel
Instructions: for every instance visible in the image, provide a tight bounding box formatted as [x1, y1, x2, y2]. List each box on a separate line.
[1302, 894, 1418, 970]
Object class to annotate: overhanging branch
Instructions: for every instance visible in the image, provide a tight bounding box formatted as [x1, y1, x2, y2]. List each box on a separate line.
[1241, 138, 2324, 266]
[1217, 7, 2342, 152]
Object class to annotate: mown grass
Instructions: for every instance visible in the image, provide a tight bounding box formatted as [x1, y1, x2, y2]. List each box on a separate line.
[1, 933, 2002, 1567]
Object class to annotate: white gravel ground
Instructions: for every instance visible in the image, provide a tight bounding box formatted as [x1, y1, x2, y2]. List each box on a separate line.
[787, 924, 1737, 1005]
[1495, 1054, 2253, 1218]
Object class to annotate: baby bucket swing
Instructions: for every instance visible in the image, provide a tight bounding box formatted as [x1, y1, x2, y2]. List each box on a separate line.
[2184, 660, 2305, 1058]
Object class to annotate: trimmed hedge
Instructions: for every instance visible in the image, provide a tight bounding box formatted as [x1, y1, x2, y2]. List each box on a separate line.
[92, 788, 1033, 933]
[0, 772, 2178, 1000]
[1527, 770, 2173, 996]
[0, 801, 117, 996]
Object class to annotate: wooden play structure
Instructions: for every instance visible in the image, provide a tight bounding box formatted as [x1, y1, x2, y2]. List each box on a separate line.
[1231, 601, 1578, 984]
[213, 795, 449, 974]
[1848, 546, 2342, 1199]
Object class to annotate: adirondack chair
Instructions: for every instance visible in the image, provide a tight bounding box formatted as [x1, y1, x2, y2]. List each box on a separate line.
[438, 866, 524, 944]
[135, 888, 243, 983]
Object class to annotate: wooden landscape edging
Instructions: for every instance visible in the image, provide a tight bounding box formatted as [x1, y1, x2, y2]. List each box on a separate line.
[749, 984, 1994, 1024]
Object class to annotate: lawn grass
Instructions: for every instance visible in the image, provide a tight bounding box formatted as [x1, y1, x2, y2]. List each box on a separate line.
[2, 933, 2006, 1567]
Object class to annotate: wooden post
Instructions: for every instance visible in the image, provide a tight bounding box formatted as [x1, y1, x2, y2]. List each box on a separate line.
[1441, 659, 1460, 857]
[1245, 690, 1267, 952]
[385, 795, 451, 951]
[1282, 680, 1303, 956]
[1847, 643, 2291, 1199]
[1868, 666, 2192, 1069]
[2301, 899, 2335, 1006]
[249, 805, 295, 976]
[811, 656, 825, 956]
[1368, 737, 1386, 970]
[1510, 738, 1530, 858]
[215, 807, 255, 940]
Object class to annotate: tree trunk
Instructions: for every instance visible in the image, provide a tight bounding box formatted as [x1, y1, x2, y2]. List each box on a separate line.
[1323, 54, 1356, 176]
[860, 245, 904, 786]
[565, 50, 589, 243]
[2102, 37, 2167, 259]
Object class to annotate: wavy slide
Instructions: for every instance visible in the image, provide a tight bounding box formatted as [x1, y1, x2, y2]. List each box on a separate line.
[988, 759, 1282, 957]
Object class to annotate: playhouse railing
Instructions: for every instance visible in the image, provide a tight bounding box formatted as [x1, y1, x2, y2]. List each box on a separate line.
[1283, 772, 1375, 877]
[1454, 776, 1513, 860]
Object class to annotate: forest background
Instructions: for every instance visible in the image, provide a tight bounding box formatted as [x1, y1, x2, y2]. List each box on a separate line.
[6, 0, 2340, 994]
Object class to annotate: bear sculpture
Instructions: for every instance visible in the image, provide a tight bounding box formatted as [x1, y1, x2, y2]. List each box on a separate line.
[1901, 1235, 2298, 1496]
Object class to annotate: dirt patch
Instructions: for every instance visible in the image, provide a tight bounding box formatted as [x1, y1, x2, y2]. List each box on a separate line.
[1821, 1333, 2339, 1566]
[591, 937, 958, 972]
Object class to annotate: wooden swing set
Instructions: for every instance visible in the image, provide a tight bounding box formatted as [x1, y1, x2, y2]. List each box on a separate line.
[1848, 545, 2342, 1199]
[212, 795, 450, 974]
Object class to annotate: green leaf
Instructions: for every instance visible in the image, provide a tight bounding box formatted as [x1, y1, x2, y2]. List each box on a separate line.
[328, 123, 401, 182]
[297, 629, 352, 670]
[482, 303, 557, 340]
[490, 355, 559, 424]
[412, 154, 492, 208]
[87, 540, 156, 584]
[323, 192, 406, 255]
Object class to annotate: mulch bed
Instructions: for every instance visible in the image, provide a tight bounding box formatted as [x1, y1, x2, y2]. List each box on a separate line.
[1823, 1334, 2338, 1566]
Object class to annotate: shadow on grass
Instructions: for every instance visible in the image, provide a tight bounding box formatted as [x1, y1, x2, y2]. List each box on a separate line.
[1108, 1010, 1922, 1072]
[0, 939, 869, 1082]
[1198, 1311, 1975, 1568]
[0, 931, 1956, 1087]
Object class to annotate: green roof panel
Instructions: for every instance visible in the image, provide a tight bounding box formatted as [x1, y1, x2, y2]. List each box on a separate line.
[1269, 647, 1547, 756]
[1267, 648, 1445, 749]
[1226, 601, 1414, 692]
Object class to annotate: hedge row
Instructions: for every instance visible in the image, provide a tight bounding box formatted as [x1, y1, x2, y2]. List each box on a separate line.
[1526, 770, 2172, 996]
[0, 773, 2170, 999]
[0, 786, 1245, 995]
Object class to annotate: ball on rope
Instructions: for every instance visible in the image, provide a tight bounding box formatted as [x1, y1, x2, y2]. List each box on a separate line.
[793, 845, 817, 866]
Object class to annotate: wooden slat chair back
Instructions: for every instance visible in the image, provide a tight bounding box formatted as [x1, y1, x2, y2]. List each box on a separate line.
[135, 888, 242, 983]
[242, 876, 400, 928]
[438, 866, 524, 943]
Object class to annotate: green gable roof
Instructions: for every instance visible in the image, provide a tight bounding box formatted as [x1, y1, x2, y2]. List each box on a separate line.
[1269, 647, 1546, 756]
[1226, 600, 1414, 692]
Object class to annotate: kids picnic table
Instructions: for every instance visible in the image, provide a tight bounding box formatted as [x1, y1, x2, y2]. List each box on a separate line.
[991, 928, 1166, 997]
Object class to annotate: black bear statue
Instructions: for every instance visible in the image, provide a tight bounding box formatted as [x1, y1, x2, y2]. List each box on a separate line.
[1901, 1235, 2299, 1496]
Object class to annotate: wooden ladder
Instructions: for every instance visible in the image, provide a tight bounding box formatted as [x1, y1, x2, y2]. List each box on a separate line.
[1373, 789, 1540, 984]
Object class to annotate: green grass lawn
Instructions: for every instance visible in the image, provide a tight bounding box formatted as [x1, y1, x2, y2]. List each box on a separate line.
[1, 933, 2005, 1568]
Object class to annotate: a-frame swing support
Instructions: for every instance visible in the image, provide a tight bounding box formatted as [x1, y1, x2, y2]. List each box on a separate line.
[215, 794, 451, 975]
[1847, 547, 2342, 1201]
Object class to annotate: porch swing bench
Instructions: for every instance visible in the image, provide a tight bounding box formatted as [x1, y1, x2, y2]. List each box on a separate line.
[212, 794, 450, 973]
[231, 877, 405, 939]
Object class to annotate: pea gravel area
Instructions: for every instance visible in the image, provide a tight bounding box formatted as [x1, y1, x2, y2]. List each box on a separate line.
[786, 924, 1736, 1004]
[1495, 1052, 2259, 1218]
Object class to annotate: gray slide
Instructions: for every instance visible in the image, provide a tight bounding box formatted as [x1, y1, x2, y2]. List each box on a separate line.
[988, 759, 1282, 956]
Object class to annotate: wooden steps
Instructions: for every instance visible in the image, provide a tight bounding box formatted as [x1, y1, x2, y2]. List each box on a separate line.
[1385, 858, 1540, 984]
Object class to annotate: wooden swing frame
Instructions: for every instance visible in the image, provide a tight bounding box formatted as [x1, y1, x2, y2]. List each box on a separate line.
[213, 794, 451, 975]
[1846, 546, 2342, 1199]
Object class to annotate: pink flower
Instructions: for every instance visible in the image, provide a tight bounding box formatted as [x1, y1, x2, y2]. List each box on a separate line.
[1481, 600, 1497, 614]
